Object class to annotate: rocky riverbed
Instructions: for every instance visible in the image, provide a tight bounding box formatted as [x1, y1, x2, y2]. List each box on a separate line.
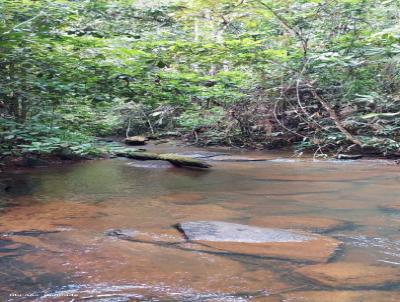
[1, 144, 400, 301]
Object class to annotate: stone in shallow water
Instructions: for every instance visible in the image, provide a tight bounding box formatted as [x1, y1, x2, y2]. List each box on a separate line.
[295, 262, 400, 288]
[249, 216, 350, 233]
[124, 136, 148, 146]
[177, 221, 341, 262]
[178, 221, 312, 243]
[105, 229, 138, 238]
[280, 291, 400, 302]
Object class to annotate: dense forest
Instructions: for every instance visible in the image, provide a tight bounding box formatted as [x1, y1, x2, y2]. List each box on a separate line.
[1, 0, 400, 162]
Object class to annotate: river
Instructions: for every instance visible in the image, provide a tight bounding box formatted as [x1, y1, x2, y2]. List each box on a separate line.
[1, 145, 400, 301]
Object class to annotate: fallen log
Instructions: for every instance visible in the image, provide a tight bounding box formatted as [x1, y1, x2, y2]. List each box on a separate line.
[116, 151, 211, 169]
[117, 151, 159, 161]
[158, 153, 211, 168]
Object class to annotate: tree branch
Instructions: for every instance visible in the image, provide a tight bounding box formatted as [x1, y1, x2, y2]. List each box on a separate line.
[307, 82, 363, 147]
[3, 11, 45, 36]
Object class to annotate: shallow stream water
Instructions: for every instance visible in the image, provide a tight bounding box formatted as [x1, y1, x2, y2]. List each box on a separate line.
[1, 145, 400, 301]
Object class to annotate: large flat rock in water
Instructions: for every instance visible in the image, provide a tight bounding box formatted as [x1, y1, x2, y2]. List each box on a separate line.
[250, 216, 350, 233]
[379, 203, 400, 212]
[179, 221, 311, 242]
[177, 221, 341, 262]
[279, 291, 400, 302]
[295, 262, 400, 288]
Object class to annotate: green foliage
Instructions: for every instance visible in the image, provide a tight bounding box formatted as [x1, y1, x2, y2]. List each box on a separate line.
[1, 0, 400, 159]
[0, 119, 104, 158]
[178, 106, 225, 129]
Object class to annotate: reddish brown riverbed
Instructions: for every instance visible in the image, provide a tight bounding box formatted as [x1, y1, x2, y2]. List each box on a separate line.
[1, 146, 400, 301]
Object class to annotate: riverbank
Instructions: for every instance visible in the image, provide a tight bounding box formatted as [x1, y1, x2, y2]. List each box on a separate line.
[1, 136, 399, 173]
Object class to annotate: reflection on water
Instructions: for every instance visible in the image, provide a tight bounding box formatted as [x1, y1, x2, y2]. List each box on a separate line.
[1, 152, 400, 301]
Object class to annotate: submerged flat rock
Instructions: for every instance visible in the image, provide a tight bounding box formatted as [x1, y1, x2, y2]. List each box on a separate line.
[295, 262, 400, 288]
[250, 216, 350, 233]
[106, 228, 185, 244]
[379, 203, 400, 212]
[25, 233, 292, 300]
[177, 221, 341, 262]
[178, 221, 312, 243]
[280, 291, 400, 302]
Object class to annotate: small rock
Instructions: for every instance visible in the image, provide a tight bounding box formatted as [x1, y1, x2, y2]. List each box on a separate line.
[295, 262, 400, 288]
[124, 136, 148, 146]
[105, 229, 138, 238]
